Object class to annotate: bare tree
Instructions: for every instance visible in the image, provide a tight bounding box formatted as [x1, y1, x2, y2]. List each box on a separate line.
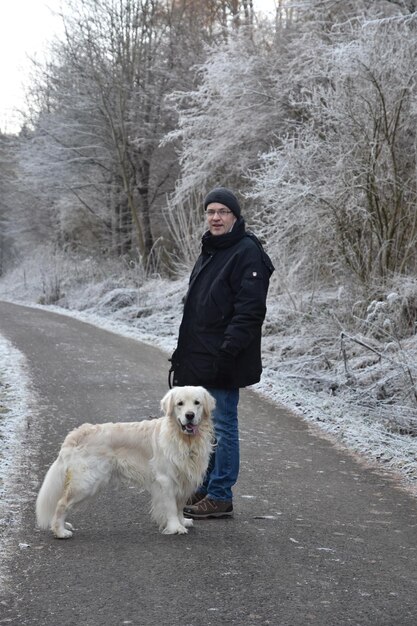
[164, 22, 289, 208]
[17, 1, 216, 264]
[0, 133, 18, 273]
[250, 12, 417, 287]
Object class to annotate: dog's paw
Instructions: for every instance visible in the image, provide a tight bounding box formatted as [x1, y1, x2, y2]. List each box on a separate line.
[65, 522, 74, 531]
[54, 528, 73, 539]
[183, 518, 193, 528]
[162, 523, 188, 535]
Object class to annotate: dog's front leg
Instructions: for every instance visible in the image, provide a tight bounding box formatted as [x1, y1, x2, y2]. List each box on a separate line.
[151, 476, 188, 535]
[177, 495, 194, 529]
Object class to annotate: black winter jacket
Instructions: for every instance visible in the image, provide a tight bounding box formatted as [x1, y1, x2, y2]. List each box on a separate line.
[170, 218, 274, 389]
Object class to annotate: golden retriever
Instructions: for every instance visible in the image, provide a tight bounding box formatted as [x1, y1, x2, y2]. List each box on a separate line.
[36, 386, 214, 538]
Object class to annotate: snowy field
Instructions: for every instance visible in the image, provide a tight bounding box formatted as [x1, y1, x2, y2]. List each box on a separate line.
[1, 265, 417, 508]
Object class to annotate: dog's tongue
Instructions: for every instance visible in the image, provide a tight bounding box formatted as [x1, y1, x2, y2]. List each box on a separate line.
[186, 423, 197, 435]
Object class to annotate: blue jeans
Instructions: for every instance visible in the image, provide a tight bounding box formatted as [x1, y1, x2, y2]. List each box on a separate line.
[199, 388, 240, 501]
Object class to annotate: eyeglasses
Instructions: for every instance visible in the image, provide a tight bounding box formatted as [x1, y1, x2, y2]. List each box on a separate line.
[206, 209, 232, 217]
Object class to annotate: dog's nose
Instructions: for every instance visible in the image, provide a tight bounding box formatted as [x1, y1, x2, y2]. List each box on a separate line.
[185, 412, 195, 421]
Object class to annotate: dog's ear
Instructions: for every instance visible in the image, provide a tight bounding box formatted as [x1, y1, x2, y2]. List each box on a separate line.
[161, 389, 175, 417]
[202, 388, 216, 419]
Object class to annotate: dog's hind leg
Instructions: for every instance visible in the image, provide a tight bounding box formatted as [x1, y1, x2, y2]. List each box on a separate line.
[52, 488, 94, 538]
[52, 493, 75, 539]
[51, 470, 92, 539]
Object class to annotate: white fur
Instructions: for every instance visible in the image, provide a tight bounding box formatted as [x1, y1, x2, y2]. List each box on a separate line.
[36, 386, 215, 538]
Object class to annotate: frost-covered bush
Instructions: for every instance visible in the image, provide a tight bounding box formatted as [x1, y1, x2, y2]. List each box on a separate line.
[0, 246, 147, 306]
[363, 280, 417, 340]
[162, 193, 206, 274]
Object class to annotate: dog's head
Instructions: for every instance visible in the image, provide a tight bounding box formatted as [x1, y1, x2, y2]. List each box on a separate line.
[161, 386, 215, 436]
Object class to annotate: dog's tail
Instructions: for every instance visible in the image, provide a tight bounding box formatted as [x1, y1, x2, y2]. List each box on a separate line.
[36, 456, 66, 530]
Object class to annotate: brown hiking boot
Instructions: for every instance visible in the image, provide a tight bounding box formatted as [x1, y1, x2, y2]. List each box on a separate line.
[186, 492, 206, 506]
[183, 496, 233, 519]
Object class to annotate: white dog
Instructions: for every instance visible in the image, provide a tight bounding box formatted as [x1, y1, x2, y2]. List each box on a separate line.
[36, 386, 214, 538]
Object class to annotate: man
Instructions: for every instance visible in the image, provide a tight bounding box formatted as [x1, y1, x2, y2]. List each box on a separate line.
[169, 187, 274, 519]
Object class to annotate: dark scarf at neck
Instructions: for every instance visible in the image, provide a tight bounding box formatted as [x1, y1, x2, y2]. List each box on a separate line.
[201, 217, 246, 254]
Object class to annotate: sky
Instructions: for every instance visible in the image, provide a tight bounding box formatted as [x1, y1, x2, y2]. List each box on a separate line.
[0, 0, 63, 133]
[0, 0, 277, 134]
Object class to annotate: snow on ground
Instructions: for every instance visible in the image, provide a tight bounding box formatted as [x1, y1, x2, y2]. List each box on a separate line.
[0, 335, 35, 588]
[0, 262, 416, 505]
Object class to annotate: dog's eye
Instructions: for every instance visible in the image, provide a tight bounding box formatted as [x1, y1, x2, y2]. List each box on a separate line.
[177, 401, 184, 406]
[194, 400, 200, 405]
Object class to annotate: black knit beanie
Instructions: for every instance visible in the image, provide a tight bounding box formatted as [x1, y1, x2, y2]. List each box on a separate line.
[203, 187, 241, 218]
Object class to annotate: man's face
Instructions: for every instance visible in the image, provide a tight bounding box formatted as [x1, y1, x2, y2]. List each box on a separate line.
[206, 202, 237, 236]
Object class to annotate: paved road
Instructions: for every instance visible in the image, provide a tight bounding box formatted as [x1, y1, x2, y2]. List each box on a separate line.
[0, 301, 416, 626]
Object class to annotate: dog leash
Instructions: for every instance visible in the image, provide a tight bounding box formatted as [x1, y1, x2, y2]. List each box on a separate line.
[168, 366, 174, 389]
